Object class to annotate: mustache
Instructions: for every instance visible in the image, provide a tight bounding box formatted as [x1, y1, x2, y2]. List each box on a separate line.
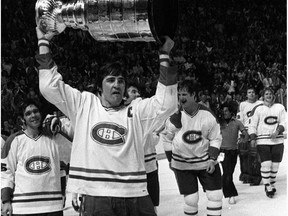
[180, 99, 187, 103]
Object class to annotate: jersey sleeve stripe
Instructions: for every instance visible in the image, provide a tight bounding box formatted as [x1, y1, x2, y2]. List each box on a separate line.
[1, 131, 23, 159]
[69, 167, 146, 176]
[69, 175, 147, 183]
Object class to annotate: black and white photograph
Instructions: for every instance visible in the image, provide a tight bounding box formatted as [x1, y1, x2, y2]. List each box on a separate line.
[1, 0, 287, 215]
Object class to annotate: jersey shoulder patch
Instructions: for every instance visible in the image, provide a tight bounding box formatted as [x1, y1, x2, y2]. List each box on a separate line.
[249, 104, 264, 117]
[1, 131, 24, 159]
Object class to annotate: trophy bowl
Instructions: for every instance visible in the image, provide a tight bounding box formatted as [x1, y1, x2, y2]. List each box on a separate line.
[35, 0, 178, 42]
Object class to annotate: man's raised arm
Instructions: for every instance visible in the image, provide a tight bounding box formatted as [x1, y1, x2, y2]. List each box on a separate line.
[35, 27, 82, 124]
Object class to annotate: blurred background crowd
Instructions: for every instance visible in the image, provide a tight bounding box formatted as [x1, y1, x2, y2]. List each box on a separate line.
[1, 0, 286, 136]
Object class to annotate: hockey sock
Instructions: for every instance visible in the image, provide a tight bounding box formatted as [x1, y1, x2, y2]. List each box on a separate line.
[270, 162, 279, 185]
[206, 190, 222, 216]
[260, 161, 272, 185]
[184, 193, 199, 216]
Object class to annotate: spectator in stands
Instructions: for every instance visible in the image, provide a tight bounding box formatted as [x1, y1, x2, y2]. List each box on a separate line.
[1, 0, 286, 146]
[198, 90, 210, 108]
[275, 82, 287, 110]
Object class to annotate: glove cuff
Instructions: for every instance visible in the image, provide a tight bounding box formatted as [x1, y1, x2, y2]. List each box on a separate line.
[38, 38, 50, 47]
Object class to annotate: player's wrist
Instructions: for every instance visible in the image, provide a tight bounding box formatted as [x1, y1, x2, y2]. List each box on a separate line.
[250, 133, 257, 141]
[209, 156, 217, 161]
[38, 38, 50, 46]
[2, 200, 11, 204]
[38, 38, 50, 54]
[159, 52, 170, 67]
[209, 156, 218, 163]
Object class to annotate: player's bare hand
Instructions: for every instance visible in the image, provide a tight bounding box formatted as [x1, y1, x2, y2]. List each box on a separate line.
[1, 202, 12, 216]
[159, 36, 174, 54]
[206, 160, 216, 174]
[72, 193, 81, 212]
[270, 130, 279, 140]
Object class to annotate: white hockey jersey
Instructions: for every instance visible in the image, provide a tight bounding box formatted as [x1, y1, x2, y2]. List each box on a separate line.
[143, 125, 164, 174]
[1, 131, 63, 214]
[38, 55, 177, 198]
[161, 106, 222, 170]
[237, 100, 263, 129]
[248, 103, 286, 145]
[143, 132, 158, 174]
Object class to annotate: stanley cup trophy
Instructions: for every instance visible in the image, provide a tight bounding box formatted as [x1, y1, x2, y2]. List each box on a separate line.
[35, 0, 178, 43]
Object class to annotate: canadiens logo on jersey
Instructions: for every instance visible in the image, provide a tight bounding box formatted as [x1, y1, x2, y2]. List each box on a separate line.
[25, 156, 51, 174]
[264, 116, 278, 125]
[182, 130, 202, 144]
[91, 122, 127, 146]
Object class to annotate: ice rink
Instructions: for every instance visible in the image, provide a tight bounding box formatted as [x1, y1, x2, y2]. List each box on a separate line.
[64, 141, 287, 216]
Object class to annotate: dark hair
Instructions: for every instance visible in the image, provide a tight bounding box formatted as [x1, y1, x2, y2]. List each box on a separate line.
[222, 102, 233, 113]
[96, 62, 127, 89]
[262, 87, 274, 96]
[19, 99, 41, 117]
[222, 101, 238, 116]
[124, 83, 139, 99]
[246, 86, 256, 93]
[178, 80, 199, 96]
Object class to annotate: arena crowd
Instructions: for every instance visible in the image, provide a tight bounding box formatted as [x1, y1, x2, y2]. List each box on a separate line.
[1, 0, 286, 136]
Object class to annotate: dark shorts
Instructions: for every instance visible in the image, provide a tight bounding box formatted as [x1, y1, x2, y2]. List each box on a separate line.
[147, 169, 160, 206]
[257, 144, 284, 163]
[83, 195, 156, 216]
[174, 164, 222, 195]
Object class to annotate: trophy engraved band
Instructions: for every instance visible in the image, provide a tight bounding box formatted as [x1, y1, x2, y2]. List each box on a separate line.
[35, 0, 178, 42]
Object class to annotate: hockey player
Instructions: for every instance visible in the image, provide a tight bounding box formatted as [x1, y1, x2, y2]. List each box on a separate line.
[248, 87, 286, 198]
[237, 87, 263, 185]
[160, 80, 223, 216]
[124, 84, 141, 105]
[124, 84, 161, 214]
[36, 26, 178, 216]
[1, 100, 66, 216]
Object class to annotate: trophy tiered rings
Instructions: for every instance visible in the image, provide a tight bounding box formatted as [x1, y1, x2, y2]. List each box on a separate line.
[35, 0, 178, 42]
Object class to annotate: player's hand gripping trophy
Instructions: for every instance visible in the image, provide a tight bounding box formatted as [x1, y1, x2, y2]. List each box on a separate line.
[35, 0, 178, 42]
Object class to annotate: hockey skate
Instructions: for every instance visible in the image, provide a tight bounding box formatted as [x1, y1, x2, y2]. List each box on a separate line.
[270, 184, 276, 193]
[265, 185, 274, 198]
